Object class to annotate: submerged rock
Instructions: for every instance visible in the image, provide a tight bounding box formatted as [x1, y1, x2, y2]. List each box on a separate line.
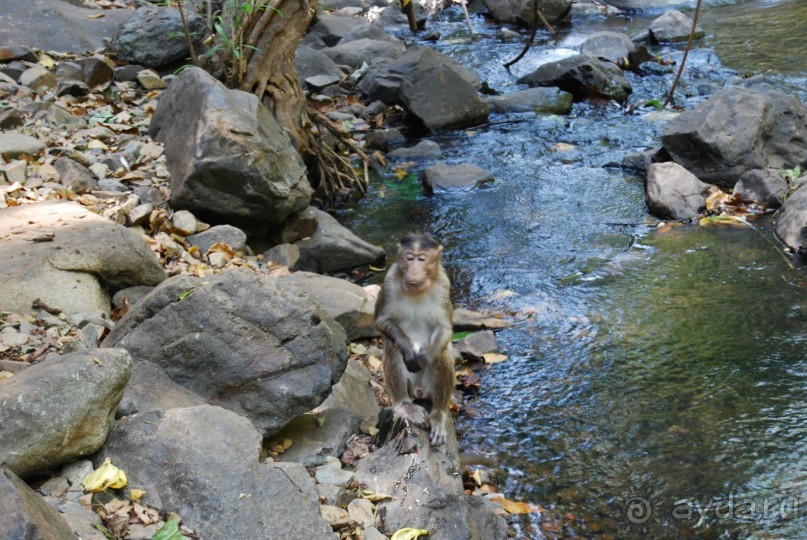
[646, 9, 703, 43]
[422, 162, 495, 192]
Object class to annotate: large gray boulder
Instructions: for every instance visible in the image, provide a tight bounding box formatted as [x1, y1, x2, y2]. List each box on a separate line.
[109, 5, 205, 68]
[0, 468, 76, 539]
[660, 86, 807, 189]
[96, 405, 336, 539]
[295, 210, 386, 273]
[645, 161, 711, 220]
[0, 349, 132, 479]
[775, 182, 807, 257]
[733, 168, 788, 207]
[482, 0, 572, 26]
[647, 10, 703, 43]
[319, 360, 381, 426]
[103, 269, 348, 437]
[486, 87, 573, 114]
[580, 31, 638, 64]
[322, 38, 406, 70]
[268, 408, 361, 467]
[517, 54, 632, 103]
[305, 14, 365, 47]
[295, 45, 345, 83]
[355, 413, 507, 539]
[149, 67, 311, 227]
[282, 272, 379, 340]
[0, 201, 166, 315]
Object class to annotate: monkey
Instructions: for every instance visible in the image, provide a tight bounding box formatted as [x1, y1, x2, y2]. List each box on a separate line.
[375, 232, 455, 446]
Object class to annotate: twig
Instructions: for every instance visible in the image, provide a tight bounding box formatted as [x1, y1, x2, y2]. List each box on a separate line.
[503, 1, 553, 69]
[458, 0, 476, 40]
[663, 0, 703, 108]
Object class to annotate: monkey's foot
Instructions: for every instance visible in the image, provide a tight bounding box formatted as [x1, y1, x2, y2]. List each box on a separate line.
[393, 401, 428, 427]
[429, 421, 447, 446]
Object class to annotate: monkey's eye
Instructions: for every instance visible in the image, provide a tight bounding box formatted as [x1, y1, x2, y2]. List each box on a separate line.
[418, 255, 427, 261]
[405, 254, 415, 261]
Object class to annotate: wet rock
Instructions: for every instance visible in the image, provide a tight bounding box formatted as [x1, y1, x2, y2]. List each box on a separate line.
[269, 408, 361, 467]
[580, 31, 637, 63]
[283, 272, 378, 340]
[96, 405, 336, 539]
[422, 162, 495, 193]
[355, 411, 507, 539]
[486, 86, 573, 114]
[733, 169, 788, 207]
[0, 46, 38, 63]
[127, 203, 153, 227]
[0, 201, 165, 315]
[645, 161, 710, 220]
[452, 308, 511, 331]
[295, 210, 386, 273]
[149, 67, 311, 227]
[110, 5, 206, 68]
[0, 133, 44, 157]
[660, 86, 807, 189]
[323, 38, 406, 70]
[77, 56, 113, 88]
[0, 349, 132, 478]
[306, 14, 366, 47]
[103, 269, 348, 437]
[295, 46, 345, 83]
[388, 139, 443, 160]
[775, 181, 807, 257]
[19, 65, 56, 90]
[482, 0, 572, 26]
[56, 79, 90, 97]
[456, 330, 499, 361]
[0, 108, 24, 129]
[187, 224, 247, 253]
[517, 54, 632, 103]
[647, 10, 703, 43]
[0, 468, 75, 539]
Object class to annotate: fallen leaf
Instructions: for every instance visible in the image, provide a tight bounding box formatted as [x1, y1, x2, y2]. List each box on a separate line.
[482, 353, 508, 364]
[87, 12, 105, 19]
[81, 458, 128, 492]
[698, 215, 747, 227]
[391, 528, 430, 540]
[152, 515, 187, 540]
[349, 342, 367, 355]
[130, 488, 146, 501]
[38, 54, 55, 68]
[359, 489, 394, 502]
[492, 495, 543, 515]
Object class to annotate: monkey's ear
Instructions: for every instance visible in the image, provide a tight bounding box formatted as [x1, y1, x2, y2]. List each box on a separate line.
[437, 245, 444, 255]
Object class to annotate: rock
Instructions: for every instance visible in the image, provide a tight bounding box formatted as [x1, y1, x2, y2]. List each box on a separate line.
[347, 498, 376, 528]
[388, 139, 443, 160]
[280, 205, 320, 243]
[0, 46, 38, 63]
[103, 269, 348, 437]
[127, 203, 153, 227]
[517, 54, 632, 103]
[112, 285, 155, 309]
[339, 22, 400, 44]
[53, 156, 97, 193]
[318, 484, 354, 507]
[55, 61, 83, 81]
[648, 10, 703, 43]
[295, 210, 385, 273]
[355, 411, 507, 539]
[78, 56, 113, 88]
[0, 108, 24, 129]
[283, 272, 378, 340]
[315, 464, 355, 488]
[364, 128, 405, 150]
[56, 79, 90, 97]
[149, 67, 311, 227]
[96, 405, 336, 539]
[660, 86, 807, 189]
[170, 209, 198, 235]
[0, 133, 44, 157]
[482, 0, 572, 26]
[456, 330, 499, 361]
[733, 169, 788, 207]
[364, 527, 388, 540]
[265, 243, 301, 268]
[0, 468, 76, 539]
[306, 74, 341, 89]
[186, 224, 247, 253]
[117, 360, 206, 417]
[113, 64, 145, 82]
[0, 349, 132, 479]
[295, 46, 345, 83]
[306, 14, 365, 47]
[320, 360, 381, 426]
[321, 505, 351, 529]
[63, 323, 105, 353]
[19, 65, 56, 90]
[422, 162, 495, 193]
[486, 87, 573, 114]
[775, 182, 807, 257]
[452, 308, 511, 331]
[1, 160, 26, 184]
[323, 38, 406, 70]
[268, 408, 361, 467]
[39, 103, 87, 130]
[645, 161, 711, 220]
[400, 55, 488, 130]
[604, 0, 692, 9]
[0, 201, 165, 315]
[136, 68, 166, 89]
[109, 5, 206, 68]
[580, 31, 637, 63]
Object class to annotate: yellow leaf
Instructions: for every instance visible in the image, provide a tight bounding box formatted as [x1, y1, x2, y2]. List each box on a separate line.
[698, 215, 746, 227]
[552, 142, 576, 153]
[87, 139, 109, 151]
[705, 189, 730, 211]
[394, 168, 408, 180]
[493, 496, 542, 514]
[359, 489, 394, 502]
[471, 469, 483, 486]
[482, 353, 508, 364]
[87, 12, 105, 19]
[349, 343, 368, 355]
[390, 528, 429, 540]
[367, 354, 382, 371]
[81, 458, 128, 492]
[129, 489, 145, 501]
[38, 54, 55, 68]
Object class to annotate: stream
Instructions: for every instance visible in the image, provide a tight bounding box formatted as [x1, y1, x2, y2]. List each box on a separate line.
[342, 0, 807, 537]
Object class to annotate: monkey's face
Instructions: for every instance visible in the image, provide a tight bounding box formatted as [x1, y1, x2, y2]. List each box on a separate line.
[398, 245, 441, 296]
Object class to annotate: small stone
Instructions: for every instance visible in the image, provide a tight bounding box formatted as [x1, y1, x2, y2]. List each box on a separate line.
[54, 157, 97, 193]
[320, 505, 351, 529]
[136, 69, 166, 90]
[97, 178, 127, 192]
[89, 162, 109, 179]
[317, 484, 353, 507]
[187, 225, 247, 253]
[315, 464, 355, 488]
[0, 327, 29, 347]
[305, 74, 341, 89]
[55, 62, 84, 82]
[422, 161, 495, 193]
[1, 160, 27, 184]
[364, 527, 387, 540]
[208, 251, 228, 268]
[19, 65, 57, 90]
[0, 46, 38, 63]
[113, 64, 145, 82]
[57, 79, 90, 97]
[154, 232, 182, 258]
[78, 57, 114, 88]
[347, 498, 375, 528]
[263, 244, 300, 268]
[0, 133, 45, 157]
[0, 108, 24, 129]
[38, 163, 60, 182]
[128, 203, 153, 226]
[171, 210, 198, 235]
[139, 142, 164, 160]
[155, 165, 170, 178]
[499, 28, 520, 41]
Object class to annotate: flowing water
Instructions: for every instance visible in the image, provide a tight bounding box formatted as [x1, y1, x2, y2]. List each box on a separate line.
[342, 1, 807, 536]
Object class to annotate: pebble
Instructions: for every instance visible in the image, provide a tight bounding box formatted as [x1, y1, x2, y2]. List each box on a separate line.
[0, 133, 45, 157]
[137, 69, 166, 90]
[139, 142, 164, 160]
[320, 505, 350, 529]
[0, 327, 30, 347]
[1, 159, 27, 183]
[128, 203, 153, 226]
[89, 162, 109, 179]
[171, 210, 198, 235]
[20, 65, 56, 90]
[314, 464, 355, 488]
[347, 498, 375, 528]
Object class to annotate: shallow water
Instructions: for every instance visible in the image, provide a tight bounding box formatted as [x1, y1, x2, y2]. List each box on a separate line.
[342, 1, 807, 536]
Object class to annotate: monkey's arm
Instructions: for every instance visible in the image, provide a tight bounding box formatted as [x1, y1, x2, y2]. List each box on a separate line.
[376, 315, 425, 372]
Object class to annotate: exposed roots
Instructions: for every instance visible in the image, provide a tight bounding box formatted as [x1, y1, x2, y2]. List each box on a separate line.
[306, 111, 369, 206]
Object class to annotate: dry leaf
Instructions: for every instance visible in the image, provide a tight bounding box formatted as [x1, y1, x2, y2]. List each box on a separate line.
[482, 353, 508, 364]
[390, 528, 429, 540]
[81, 458, 128, 492]
[490, 494, 543, 514]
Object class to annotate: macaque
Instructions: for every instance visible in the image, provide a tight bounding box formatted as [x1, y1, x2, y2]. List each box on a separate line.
[375, 232, 454, 446]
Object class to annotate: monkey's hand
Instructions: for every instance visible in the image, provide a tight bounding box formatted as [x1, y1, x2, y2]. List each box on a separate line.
[402, 349, 426, 373]
[430, 421, 447, 446]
